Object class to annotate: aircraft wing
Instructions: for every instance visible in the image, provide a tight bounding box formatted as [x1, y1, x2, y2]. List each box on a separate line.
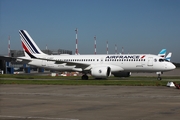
[55, 61, 90, 70]
[34, 57, 91, 70]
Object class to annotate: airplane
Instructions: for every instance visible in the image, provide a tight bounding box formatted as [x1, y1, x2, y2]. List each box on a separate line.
[16, 30, 175, 80]
[20, 37, 172, 79]
[0, 30, 176, 80]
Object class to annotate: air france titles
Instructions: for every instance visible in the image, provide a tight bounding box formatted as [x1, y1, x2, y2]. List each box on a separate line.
[106, 55, 140, 59]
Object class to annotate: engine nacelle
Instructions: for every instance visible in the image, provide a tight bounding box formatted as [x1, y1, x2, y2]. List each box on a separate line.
[91, 66, 111, 79]
[113, 72, 131, 77]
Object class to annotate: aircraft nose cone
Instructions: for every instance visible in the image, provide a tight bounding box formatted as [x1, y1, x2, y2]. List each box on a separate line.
[172, 64, 176, 69]
[169, 63, 176, 70]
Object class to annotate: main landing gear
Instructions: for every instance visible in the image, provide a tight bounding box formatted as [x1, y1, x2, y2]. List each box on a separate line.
[81, 74, 89, 80]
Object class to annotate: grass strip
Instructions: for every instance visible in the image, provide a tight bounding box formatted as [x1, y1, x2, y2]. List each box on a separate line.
[0, 74, 179, 86]
[0, 79, 168, 86]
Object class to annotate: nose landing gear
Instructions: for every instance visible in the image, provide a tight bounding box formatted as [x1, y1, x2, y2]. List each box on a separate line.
[157, 74, 162, 80]
[156, 72, 163, 80]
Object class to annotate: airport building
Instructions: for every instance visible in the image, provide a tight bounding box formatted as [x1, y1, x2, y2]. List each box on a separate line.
[0, 49, 73, 74]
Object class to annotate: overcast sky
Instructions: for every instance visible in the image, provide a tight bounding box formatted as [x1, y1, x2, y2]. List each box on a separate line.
[0, 0, 180, 62]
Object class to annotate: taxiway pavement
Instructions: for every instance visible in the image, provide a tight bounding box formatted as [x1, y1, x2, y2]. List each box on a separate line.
[0, 85, 180, 120]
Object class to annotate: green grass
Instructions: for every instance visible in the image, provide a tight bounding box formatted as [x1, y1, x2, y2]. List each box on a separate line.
[0, 79, 168, 86]
[0, 74, 179, 86]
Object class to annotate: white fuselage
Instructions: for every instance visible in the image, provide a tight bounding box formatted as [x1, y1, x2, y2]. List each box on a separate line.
[22, 54, 176, 73]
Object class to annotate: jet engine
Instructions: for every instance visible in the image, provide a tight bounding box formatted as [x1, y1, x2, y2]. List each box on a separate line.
[91, 66, 111, 79]
[113, 72, 131, 77]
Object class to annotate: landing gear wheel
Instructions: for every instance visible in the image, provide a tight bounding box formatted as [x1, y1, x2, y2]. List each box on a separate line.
[157, 74, 162, 80]
[81, 74, 88, 80]
[157, 77, 162, 80]
[157, 72, 162, 80]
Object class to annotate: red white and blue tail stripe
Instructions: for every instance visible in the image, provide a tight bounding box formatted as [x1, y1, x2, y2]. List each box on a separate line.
[19, 30, 45, 58]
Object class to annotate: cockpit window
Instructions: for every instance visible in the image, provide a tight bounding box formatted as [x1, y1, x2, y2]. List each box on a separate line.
[159, 59, 164, 62]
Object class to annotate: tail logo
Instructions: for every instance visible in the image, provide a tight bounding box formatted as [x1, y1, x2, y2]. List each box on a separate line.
[19, 30, 40, 54]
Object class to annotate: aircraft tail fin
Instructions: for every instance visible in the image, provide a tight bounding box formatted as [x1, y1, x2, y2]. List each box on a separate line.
[158, 49, 166, 59]
[19, 30, 46, 58]
[165, 52, 172, 61]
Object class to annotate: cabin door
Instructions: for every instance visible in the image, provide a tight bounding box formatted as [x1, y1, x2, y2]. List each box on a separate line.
[147, 57, 153, 66]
